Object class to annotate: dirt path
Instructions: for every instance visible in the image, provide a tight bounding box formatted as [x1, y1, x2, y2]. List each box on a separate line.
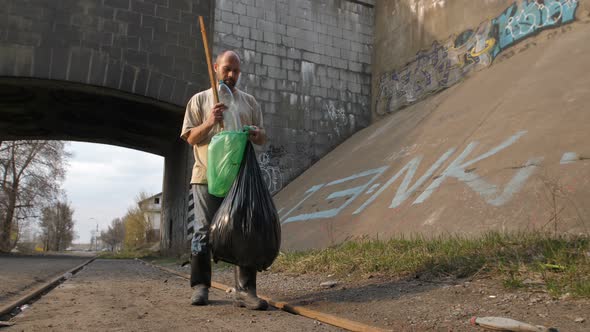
[160, 262, 590, 331]
[5, 259, 342, 332]
[3, 258, 588, 331]
[271, 275, 589, 331]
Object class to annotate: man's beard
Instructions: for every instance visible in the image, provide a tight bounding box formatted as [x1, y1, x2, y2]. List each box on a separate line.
[223, 78, 236, 89]
[217, 76, 236, 89]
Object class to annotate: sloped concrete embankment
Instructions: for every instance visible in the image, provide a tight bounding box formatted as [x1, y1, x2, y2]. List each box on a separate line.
[276, 19, 590, 251]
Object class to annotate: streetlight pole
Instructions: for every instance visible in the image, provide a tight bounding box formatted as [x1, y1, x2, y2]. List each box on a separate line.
[89, 217, 96, 251]
[95, 223, 98, 251]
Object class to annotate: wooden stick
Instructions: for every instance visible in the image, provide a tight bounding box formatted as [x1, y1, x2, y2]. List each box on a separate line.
[198, 15, 223, 128]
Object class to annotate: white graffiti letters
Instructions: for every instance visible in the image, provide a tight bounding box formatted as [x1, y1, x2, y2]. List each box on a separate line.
[413, 131, 543, 206]
[281, 167, 389, 224]
[280, 132, 543, 224]
[353, 148, 455, 215]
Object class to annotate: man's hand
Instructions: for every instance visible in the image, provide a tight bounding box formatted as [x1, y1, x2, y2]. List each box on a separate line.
[248, 125, 266, 145]
[206, 103, 226, 126]
[187, 103, 226, 145]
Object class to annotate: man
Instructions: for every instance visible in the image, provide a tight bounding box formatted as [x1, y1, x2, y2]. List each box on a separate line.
[180, 50, 268, 310]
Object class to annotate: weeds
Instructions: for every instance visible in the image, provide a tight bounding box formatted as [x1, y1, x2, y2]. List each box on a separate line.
[272, 231, 590, 298]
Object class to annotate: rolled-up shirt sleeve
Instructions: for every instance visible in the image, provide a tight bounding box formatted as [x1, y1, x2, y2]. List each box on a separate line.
[180, 95, 202, 141]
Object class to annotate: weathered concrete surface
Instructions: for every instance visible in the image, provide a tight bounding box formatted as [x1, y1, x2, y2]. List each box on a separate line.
[277, 21, 590, 251]
[372, 0, 590, 117]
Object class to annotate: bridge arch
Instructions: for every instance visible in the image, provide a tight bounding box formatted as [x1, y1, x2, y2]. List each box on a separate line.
[0, 0, 213, 253]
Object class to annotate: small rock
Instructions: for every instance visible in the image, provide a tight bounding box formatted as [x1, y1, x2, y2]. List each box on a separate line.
[559, 293, 571, 300]
[574, 317, 585, 323]
[320, 281, 338, 288]
[226, 287, 235, 293]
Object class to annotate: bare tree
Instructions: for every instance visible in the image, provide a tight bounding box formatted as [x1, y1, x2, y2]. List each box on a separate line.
[0, 140, 69, 252]
[100, 218, 126, 252]
[39, 201, 76, 252]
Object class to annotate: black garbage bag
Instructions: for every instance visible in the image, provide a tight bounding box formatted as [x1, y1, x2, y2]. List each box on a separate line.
[210, 142, 281, 271]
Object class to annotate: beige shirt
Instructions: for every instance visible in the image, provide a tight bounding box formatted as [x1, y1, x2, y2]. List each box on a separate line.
[180, 88, 263, 184]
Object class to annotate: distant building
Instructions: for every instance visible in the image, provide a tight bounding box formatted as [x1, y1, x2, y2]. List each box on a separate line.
[138, 193, 162, 242]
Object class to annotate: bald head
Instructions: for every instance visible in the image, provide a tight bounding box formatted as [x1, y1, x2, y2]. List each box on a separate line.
[216, 50, 241, 65]
[214, 50, 241, 91]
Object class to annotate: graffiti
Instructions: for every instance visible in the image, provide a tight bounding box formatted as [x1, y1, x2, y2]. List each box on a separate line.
[280, 167, 389, 224]
[325, 101, 353, 138]
[259, 151, 284, 195]
[560, 152, 584, 164]
[494, 0, 579, 55]
[281, 131, 545, 224]
[375, 0, 579, 115]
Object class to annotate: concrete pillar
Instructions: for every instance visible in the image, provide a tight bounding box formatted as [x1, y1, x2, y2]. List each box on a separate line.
[161, 138, 193, 255]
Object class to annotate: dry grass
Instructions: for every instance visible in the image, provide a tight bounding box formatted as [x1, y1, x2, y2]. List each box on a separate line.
[271, 231, 590, 298]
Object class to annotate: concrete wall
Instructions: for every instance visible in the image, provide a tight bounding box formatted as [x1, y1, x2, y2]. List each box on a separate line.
[373, 0, 590, 117]
[212, 0, 375, 195]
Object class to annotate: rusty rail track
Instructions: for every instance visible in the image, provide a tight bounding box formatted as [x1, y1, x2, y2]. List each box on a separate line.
[0, 257, 96, 320]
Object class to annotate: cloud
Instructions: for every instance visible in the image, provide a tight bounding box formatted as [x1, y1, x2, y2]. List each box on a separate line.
[62, 142, 164, 243]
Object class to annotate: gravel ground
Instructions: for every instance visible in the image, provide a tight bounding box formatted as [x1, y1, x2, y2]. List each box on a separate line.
[0, 254, 91, 306]
[4, 259, 343, 332]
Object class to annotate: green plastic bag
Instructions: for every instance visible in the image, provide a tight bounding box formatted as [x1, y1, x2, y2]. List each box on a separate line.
[207, 128, 250, 197]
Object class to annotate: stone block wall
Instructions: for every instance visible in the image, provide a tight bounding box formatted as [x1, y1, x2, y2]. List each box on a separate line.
[0, 0, 212, 106]
[212, 0, 375, 194]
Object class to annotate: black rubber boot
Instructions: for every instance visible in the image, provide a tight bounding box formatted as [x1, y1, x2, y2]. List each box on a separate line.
[234, 266, 268, 310]
[190, 252, 211, 305]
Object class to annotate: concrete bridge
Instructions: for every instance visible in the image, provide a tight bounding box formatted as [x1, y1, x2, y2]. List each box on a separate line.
[0, 0, 216, 253]
[0, 0, 375, 253]
[10, 0, 584, 253]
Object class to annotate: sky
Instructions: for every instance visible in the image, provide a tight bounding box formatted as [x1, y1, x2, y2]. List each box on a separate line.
[62, 142, 164, 244]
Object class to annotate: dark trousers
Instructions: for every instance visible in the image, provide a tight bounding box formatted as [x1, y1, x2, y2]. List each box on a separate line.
[189, 184, 259, 292]
[190, 184, 223, 256]
[190, 184, 223, 288]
